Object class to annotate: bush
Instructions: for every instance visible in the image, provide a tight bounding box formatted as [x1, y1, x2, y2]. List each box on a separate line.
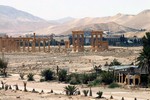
[64, 85, 78, 95]
[83, 90, 89, 96]
[101, 71, 114, 84]
[96, 91, 103, 98]
[88, 78, 102, 87]
[41, 69, 54, 81]
[27, 73, 34, 81]
[88, 73, 97, 81]
[81, 73, 89, 84]
[108, 82, 120, 88]
[58, 69, 67, 82]
[109, 59, 121, 66]
[66, 73, 81, 85]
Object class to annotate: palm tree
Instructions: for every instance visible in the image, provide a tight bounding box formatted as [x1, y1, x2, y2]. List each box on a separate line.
[137, 32, 150, 75]
[64, 85, 78, 95]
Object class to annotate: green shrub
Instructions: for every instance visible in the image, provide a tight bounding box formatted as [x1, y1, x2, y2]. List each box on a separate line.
[96, 91, 103, 98]
[64, 85, 78, 95]
[82, 90, 89, 96]
[108, 82, 120, 88]
[66, 73, 81, 85]
[101, 71, 114, 84]
[88, 72, 97, 81]
[41, 69, 54, 81]
[81, 73, 89, 84]
[109, 59, 121, 66]
[27, 73, 34, 81]
[88, 78, 102, 87]
[58, 69, 67, 82]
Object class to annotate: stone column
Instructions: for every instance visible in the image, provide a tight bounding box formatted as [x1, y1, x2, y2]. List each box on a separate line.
[77, 34, 79, 52]
[12, 40, 15, 52]
[48, 40, 50, 52]
[43, 39, 45, 52]
[133, 75, 135, 85]
[127, 73, 130, 85]
[138, 77, 141, 85]
[0, 37, 2, 52]
[18, 37, 21, 52]
[81, 34, 84, 51]
[121, 74, 124, 83]
[27, 39, 30, 52]
[23, 39, 25, 52]
[5, 38, 8, 52]
[91, 34, 93, 51]
[32, 33, 36, 52]
[95, 34, 98, 52]
[38, 39, 41, 52]
[72, 33, 75, 52]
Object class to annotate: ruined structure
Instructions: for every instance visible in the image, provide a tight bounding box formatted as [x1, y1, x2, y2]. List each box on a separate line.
[0, 33, 51, 52]
[72, 31, 108, 52]
[72, 31, 84, 52]
[91, 31, 108, 52]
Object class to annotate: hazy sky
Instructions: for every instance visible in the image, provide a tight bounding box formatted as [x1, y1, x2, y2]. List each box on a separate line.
[0, 0, 150, 20]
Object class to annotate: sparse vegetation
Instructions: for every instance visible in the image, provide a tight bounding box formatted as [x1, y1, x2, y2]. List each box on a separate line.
[41, 69, 54, 81]
[108, 82, 120, 88]
[58, 69, 67, 82]
[96, 91, 103, 98]
[64, 85, 78, 95]
[27, 73, 34, 81]
[109, 59, 121, 66]
[83, 90, 89, 96]
[101, 71, 114, 84]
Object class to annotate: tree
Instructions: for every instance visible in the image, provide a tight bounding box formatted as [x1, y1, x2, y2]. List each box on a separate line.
[0, 58, 8, 77]
[137, 32, 150, 85]
[64, 85, 78, 95]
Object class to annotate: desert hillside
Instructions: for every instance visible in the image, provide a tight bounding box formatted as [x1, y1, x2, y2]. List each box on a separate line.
[124, 10, 150, 29]
[0, 5, 51, 33]
[0, 5, 150, 36]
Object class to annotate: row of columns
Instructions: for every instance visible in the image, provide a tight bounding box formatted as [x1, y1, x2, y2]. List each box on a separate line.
[118, 73, 141, 86]
[19, 38, 50, 52]
[0, 33, 71, 53]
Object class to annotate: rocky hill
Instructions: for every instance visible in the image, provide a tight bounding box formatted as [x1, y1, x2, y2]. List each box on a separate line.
[0, 5, 51, 34]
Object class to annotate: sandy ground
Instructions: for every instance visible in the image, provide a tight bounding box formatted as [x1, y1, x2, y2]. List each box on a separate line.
[1, 74, 150, 100]
[1, 46, 149, 100]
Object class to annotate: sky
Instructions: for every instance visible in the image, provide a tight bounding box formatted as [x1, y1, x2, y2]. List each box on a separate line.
[0, 0, 150, 20]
